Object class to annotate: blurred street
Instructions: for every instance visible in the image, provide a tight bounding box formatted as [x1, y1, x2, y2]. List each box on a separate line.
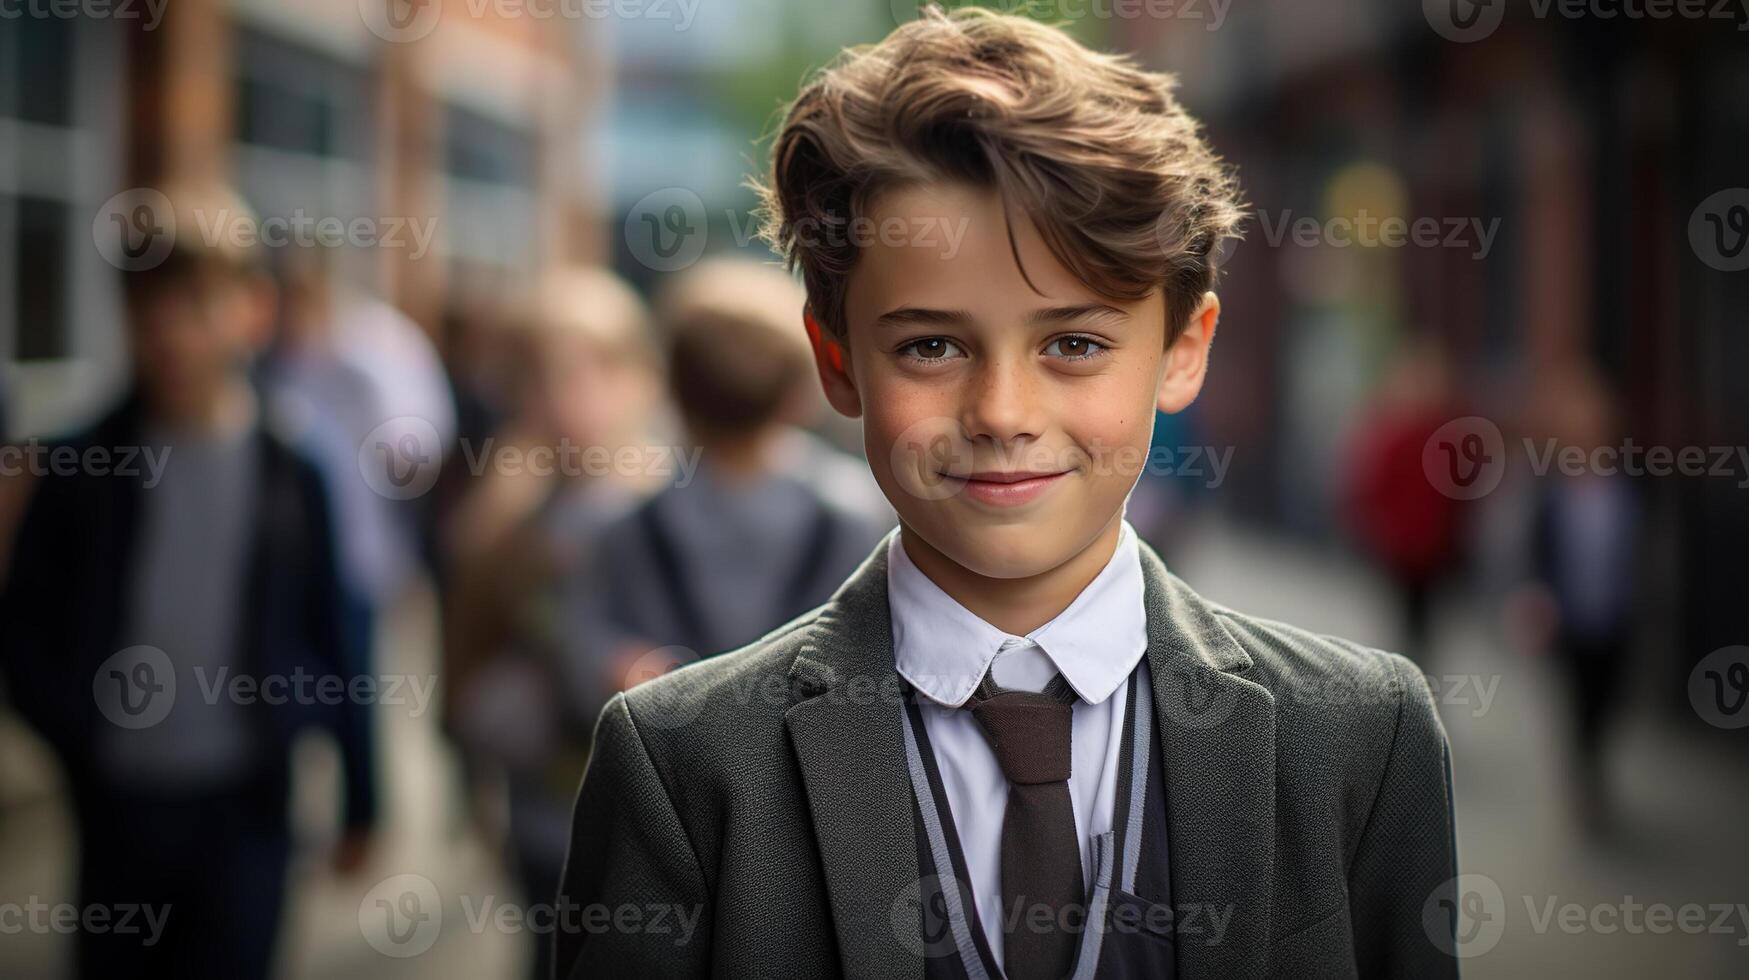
[3, 516, 1746, 977]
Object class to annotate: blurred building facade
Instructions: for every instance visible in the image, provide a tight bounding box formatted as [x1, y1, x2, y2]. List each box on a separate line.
[0, 0, 607, 438]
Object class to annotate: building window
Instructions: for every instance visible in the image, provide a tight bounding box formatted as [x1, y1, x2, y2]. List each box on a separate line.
[445, 106, 534, 187]
[233, 28, 371, 161]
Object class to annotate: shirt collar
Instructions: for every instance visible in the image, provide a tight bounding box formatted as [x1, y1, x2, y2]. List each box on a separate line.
[888, 521, 1149, 708]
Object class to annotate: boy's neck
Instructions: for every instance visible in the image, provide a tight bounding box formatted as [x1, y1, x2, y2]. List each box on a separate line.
[898, 513, 1126, 637]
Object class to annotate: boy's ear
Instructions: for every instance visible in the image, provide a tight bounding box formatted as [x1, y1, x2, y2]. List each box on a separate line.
[804, 308, 862, 419]
[1156, 291, 1219, 415]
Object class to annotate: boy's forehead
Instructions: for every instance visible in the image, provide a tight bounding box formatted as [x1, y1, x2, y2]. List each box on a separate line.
[849, 182, 1108, 323]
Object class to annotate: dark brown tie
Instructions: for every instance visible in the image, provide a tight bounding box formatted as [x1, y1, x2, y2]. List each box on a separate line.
[967, 669, 1083, 980]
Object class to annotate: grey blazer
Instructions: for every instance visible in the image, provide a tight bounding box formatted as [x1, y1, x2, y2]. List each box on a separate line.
[555, 537, 1459, 979]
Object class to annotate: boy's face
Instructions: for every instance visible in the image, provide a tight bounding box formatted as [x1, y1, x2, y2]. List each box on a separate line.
[822, 181, 1217, 580]
[127, 265, 272, 424]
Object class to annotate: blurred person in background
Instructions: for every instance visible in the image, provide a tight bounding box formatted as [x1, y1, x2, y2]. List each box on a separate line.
[259, 243, 457, 611]
[424, 301, 514, 582]
[1528, 364, 1639, 837]
[1341, 338, 1469, 661]
[0, 182, 377, 979]
[651, 260, 893, 535]
[585, 257, 889, 665]
[440, 267, 663, 980]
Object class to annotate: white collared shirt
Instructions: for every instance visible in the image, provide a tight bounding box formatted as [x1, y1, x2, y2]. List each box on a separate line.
[888, 521, 1150, 970]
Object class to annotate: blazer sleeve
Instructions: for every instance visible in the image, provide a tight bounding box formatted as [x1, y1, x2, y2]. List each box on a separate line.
[1346, 654, 1460, 978]
[554, 692, 711, 980]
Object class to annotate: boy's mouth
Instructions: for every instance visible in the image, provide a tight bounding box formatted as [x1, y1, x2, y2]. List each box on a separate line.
[939, 468, 1072, 507]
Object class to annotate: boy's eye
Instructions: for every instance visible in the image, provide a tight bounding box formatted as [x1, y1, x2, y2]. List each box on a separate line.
[898, 337, 965, 361]
[1044, 335, 1107, 360]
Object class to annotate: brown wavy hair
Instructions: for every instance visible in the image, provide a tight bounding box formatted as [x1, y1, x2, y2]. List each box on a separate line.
[752, 4, 1244, 344]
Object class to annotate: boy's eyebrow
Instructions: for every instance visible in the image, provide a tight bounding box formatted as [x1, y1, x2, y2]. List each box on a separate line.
[873, 303, 1128, 328]
[874, 307, 976, 328]
[1026, 303, 1128, 325]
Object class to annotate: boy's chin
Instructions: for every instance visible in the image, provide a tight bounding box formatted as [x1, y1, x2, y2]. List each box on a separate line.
[911, 515, 1105, 581]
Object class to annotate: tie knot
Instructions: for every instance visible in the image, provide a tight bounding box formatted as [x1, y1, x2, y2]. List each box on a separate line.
[966, 672, 1078, 785]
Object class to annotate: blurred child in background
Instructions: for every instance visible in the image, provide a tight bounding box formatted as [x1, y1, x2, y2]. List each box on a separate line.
[0, 182, 376, 980]
[1529, 364, 1639, 837]
[582, 257, 889, 667]
[440, 266, 663, 980]
[1342, 339, 1470, 661]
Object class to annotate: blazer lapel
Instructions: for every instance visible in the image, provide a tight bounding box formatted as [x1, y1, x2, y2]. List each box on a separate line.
[784, 541, 924, 980]
[1139, 545, 1277, 979]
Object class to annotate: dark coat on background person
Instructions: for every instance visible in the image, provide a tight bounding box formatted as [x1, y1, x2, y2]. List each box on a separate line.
[0, 392, 377, 829]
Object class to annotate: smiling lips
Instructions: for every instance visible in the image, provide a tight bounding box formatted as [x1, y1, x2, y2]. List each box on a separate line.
[941, 469, 1072, 506]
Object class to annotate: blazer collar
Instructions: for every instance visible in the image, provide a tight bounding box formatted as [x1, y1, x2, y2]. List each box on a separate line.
[786, 536, 1276, 979]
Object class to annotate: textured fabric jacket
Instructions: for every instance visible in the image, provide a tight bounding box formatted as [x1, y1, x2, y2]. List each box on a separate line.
[556, 536, 1459, 979]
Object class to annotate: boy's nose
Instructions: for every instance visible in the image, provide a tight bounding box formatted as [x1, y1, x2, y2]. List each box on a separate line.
[961, 359, 1045, 444]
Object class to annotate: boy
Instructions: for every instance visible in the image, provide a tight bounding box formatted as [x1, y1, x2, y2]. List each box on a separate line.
[0, 182, 376, 978]
[556, 8, 1457, 979]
